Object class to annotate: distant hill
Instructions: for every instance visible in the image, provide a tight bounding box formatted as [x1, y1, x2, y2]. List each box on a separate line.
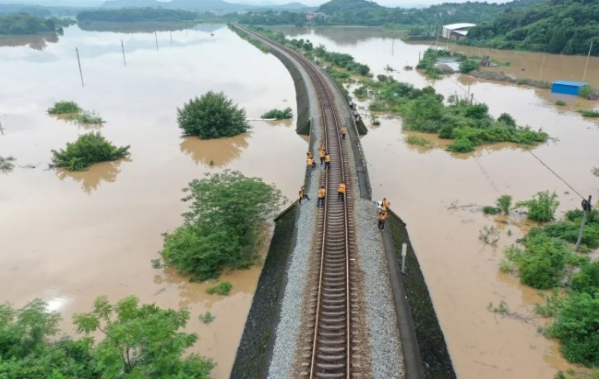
[462, 0, 599, 56]
[101, 0, 309, 12]
[316, 0, 544, 26]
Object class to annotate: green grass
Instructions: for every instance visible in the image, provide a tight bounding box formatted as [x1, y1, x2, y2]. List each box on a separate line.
[555, 100, 566, 106]
[48, 101, 81, 114]
[405, 135, 430, 146]
[206, 281, 232, 296]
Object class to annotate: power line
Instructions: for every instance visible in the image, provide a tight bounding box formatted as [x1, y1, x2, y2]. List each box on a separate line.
[527, 149, 586, 200]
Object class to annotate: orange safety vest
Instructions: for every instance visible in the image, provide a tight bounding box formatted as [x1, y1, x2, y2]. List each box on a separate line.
[325, 155, 331, 163]
[307, 158, 313, 166]
[382, 200, 390, 209]
[338, 183, 346, 193]
[318, 188, 326, 198]
[307, 152, 313, 159]
[319, 150, 325, 158]
[341, 127, 347, 134]
[299, 189, 304, 198]
[320, 142, 326, 150]
[378, 212, 387, 220]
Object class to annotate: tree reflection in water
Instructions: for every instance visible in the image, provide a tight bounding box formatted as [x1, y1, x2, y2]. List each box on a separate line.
[179, 133, 249, 167]
[0, 33, 59, 50]
[55, 158, 131, 194]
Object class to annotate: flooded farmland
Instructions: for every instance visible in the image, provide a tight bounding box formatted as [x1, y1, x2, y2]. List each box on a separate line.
[272, 26, 599, 379]
[0, 24, 305, 379]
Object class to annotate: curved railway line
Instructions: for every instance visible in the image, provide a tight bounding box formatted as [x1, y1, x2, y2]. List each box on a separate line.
[237, 25, 363, 379]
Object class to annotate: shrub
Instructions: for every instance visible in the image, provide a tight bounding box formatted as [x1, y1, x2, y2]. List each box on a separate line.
[73, 111, 104, 124]
[579, 110, 599, 118]
[555, 100, 566, 106]
[496, 195, 512, 215]
[261, 107, 292, 120]
[515, 191, 559, 222]
[160, 170, 284, 281]
[547, 291, 599, 365]
[578, 84, 595, 99]
[47, 101, 81, 114]
[571, 261, 599, 295]
[518, 233, 569, 289]
[353, 85, 369, 99]
[206, 281, 232, 296]
[447, 138, 475, 153]
[405, 135, 429, 146]
[483, 206, 501, 215]
[0, 155, 16, 172]
[459, 60, 479, 74]
[199, 311, 215, 323]
[50, 132, 130, 171]
[177, 91, 249, 139]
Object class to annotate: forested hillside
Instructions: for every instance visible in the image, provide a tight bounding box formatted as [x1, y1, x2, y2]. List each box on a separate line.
[77, 8, 198, 22]
[240, 0, 542, 27]
[463, 0, 599, 55]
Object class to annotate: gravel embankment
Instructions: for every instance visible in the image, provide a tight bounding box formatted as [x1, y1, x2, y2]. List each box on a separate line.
[266, 48, 323, 379]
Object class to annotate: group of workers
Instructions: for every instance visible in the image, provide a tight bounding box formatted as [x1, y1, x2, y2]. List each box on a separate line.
[299, 127, 389, 231]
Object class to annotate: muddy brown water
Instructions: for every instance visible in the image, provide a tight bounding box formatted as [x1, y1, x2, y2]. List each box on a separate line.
[0, 24, 305, 379]
[272, 26, 599, 378]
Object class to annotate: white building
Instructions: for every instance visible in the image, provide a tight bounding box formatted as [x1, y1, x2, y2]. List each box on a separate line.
[442, 23, 476, 41]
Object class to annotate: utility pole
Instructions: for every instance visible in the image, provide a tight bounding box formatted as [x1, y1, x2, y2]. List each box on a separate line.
[575, 196, 592, 252]
[170, 30, 173, 44]
[155, 31, 158, 51]
[75, 47, 84, 88]
[538, 55, 546, 81]
[121, 39, 126, 66]
[582, 39, 594, 82]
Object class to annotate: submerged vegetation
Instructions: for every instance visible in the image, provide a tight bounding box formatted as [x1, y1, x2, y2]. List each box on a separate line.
[245, 27, 548, 154]
[48, 101, 104, 125]
[0, 296, 215, 378]
[515, 190, 559, 222]
[261, 107, 293, 119]
[206, 281, 232, 295]
[48, 101, 81, 114]
[51, 132, 130, 171]
[177, 91, 249, 139]
[0, 155, 16, 172]
[499, 195, 599, 366]
[158, 170, 284, 281]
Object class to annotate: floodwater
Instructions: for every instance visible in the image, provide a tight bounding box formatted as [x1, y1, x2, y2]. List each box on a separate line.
[273, 26, 599, 378]
[0, 24, 305, 379]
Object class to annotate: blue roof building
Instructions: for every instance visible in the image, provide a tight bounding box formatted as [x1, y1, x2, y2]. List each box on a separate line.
[551, 80, 587, 96]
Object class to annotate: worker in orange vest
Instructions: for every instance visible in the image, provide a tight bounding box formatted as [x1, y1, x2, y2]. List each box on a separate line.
[337, 182, 346, 201]
[306, 156, 313, 174]
[319, 148, 325, 165]
[299, 186, 310, 204]
[317, 186, 326, 207]
[341, 126, 347, 140]
[324, 152, 331, 170]
[378, 210, 387, 231]
[320, 141, 326, 151]
[381, 198, 391, 212]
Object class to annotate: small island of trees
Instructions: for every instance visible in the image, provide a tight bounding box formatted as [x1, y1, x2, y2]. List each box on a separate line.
[0, 13, 73, 35]
[177, 91, 249, 139]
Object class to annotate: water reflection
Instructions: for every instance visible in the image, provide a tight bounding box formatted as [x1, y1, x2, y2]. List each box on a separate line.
[179, 133, 249, 167]
[55, 158, 130, 194]
[0, 33, 59, 50]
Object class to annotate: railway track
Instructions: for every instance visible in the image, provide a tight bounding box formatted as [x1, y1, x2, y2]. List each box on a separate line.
[236, 25, 362, 379]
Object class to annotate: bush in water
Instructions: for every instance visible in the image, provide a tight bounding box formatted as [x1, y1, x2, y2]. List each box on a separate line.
[261, 107, 293, 119]
[515, 191, 559, 222]
[51, 132, 130, 171]
[177, 91, 249, 139]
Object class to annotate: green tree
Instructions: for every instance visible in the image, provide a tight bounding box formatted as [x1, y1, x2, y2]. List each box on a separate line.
[51, 132, 130, 171]
[72, 296, 214, 378]
[459, 60, 479, 74]
[496, 195, 512, 215]
[177, 91, 249, 139]
[160, 170, 284, 280]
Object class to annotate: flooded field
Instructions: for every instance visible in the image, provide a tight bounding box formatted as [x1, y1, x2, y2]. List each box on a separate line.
[0, 24, 304, 379]
[273, 26, 599, 378]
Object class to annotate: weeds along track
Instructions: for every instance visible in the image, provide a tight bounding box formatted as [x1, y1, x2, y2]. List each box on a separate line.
[236, 25, 363, 379]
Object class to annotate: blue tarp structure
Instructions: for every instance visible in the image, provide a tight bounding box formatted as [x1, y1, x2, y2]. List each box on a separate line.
[551, 80, 587, 96]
